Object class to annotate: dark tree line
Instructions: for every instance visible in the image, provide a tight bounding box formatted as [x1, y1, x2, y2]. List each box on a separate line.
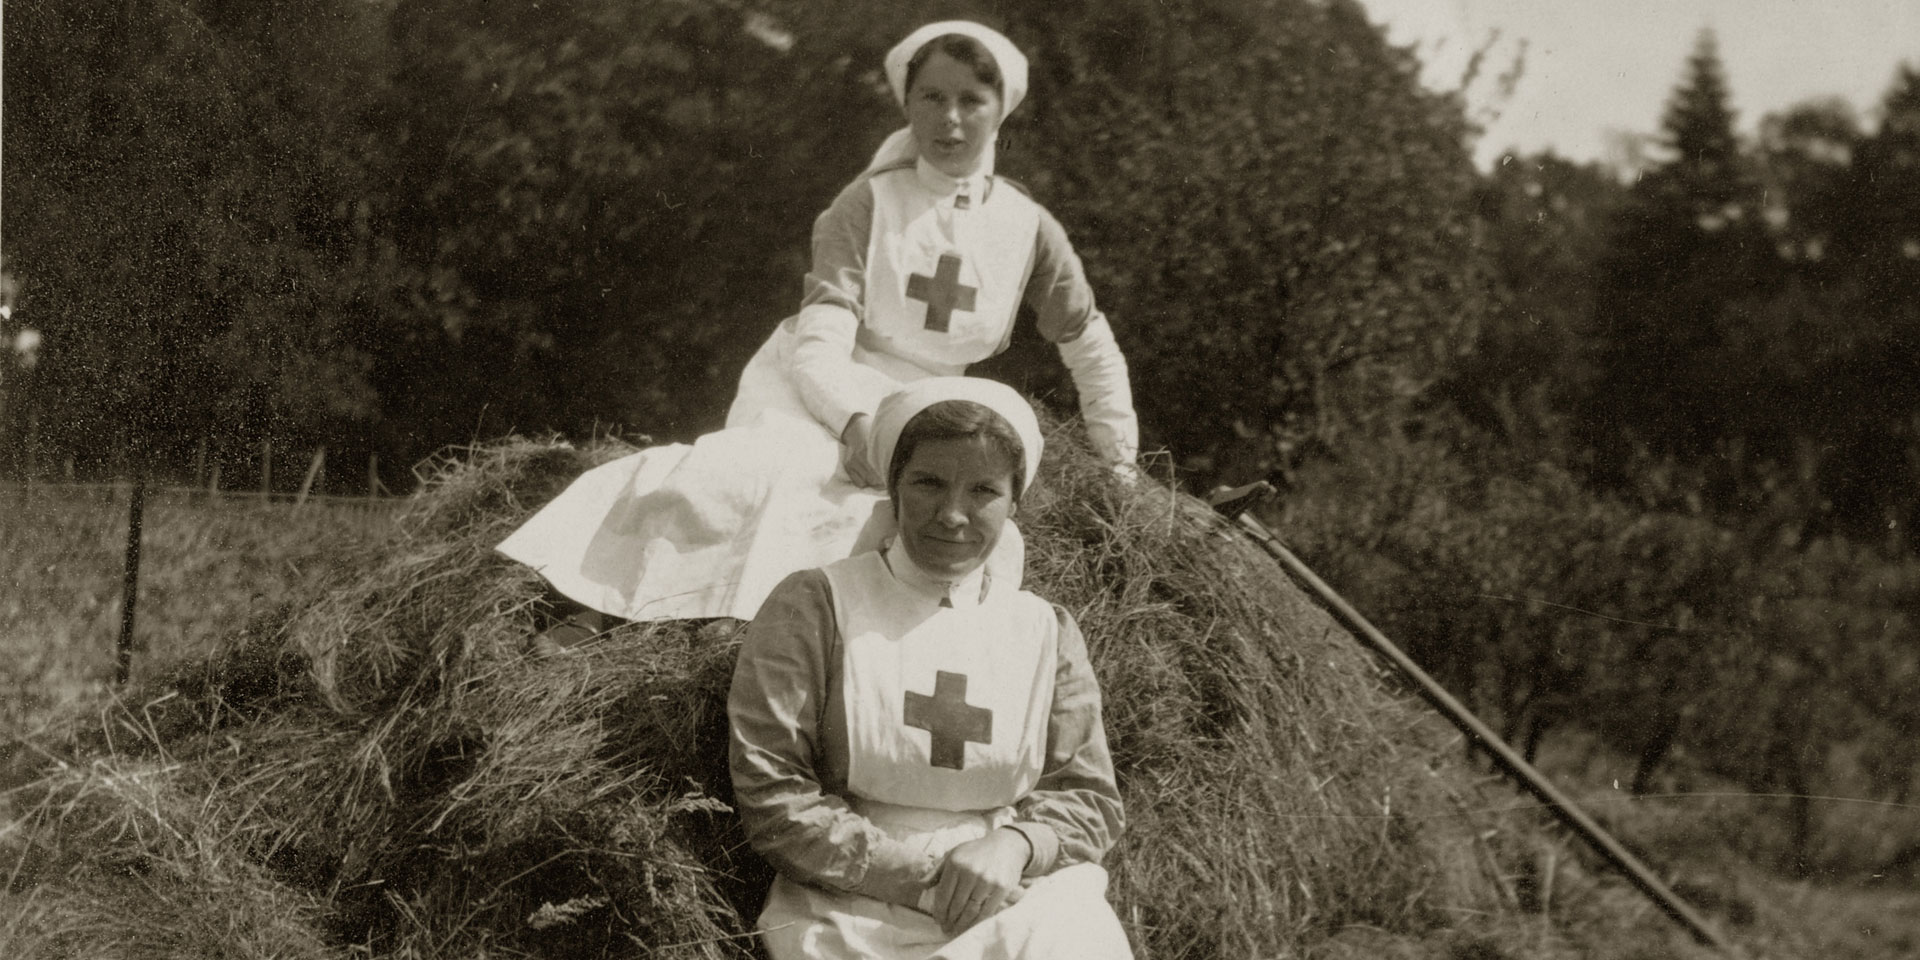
[4, 0, 1482, 490]
[1288, 33, 1920, 876]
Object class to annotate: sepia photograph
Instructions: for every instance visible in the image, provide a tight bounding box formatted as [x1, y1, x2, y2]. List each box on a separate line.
[2, 1, 1916, 956]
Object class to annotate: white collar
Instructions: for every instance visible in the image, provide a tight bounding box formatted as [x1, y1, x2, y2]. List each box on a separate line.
[914, 155, 992, 202]
[883, 538, 991, 609]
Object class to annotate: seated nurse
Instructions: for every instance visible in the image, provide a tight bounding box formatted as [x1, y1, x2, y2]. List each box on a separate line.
[728, 377, 1132, 960]
[494, 19, 1137, 628]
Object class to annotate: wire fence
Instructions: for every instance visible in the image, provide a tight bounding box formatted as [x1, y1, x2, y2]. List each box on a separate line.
[2, 479, 405, 691]
[2, 479, 402, 535]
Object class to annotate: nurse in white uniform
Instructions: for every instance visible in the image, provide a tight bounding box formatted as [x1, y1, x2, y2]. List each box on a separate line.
[497, 21, 1138, 625]
[729, 377, 1132, 959]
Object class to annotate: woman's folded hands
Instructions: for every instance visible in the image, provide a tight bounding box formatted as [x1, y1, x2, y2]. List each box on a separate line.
[925, 826, 1032, 935]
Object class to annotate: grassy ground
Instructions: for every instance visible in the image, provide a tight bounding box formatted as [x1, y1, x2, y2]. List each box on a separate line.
[1535, 735, 1920, 959]
[0, 485, 382, 735]
[2, 468, 1913, 958]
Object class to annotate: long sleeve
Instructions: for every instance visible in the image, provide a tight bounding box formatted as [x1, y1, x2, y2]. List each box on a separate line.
[1005, 605, 1125, 876]
[790, 178, 897, 437]
[1025, 207, 1140, 466]
[728, 569, 940, 907]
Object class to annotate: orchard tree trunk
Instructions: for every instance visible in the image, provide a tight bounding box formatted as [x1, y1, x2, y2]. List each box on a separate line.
[1631, 712, 1681, 795]
[1523, 712, 1551, 765]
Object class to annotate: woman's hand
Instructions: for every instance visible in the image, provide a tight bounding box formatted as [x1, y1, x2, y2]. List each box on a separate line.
[840, 413, 883, 488]
[929, 827, 1030, 935]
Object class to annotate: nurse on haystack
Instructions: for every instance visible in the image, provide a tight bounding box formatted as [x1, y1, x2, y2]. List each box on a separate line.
[729, 377, 1132, 959]
[497, 20, 1138, 624]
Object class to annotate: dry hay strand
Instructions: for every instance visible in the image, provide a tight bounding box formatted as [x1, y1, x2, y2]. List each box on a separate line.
[5, 429, 1553, 958]
[2, 757, 333, 960]
[1021, 424, 1512, 956]
[6, 439, 752, 958]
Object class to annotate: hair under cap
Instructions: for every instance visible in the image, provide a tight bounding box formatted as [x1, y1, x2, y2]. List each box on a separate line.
[882, 20, 1030, 114]
[865, 21, 1030, 175]
[866, 377, 1043, 493]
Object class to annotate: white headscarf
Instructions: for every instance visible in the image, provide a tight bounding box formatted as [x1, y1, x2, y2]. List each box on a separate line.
[866, 376, 1044, 495]
[864, 20, 1031, 175]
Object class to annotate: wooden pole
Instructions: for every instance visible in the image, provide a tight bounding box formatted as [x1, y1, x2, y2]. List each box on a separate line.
[1207, 484, 1736, 953]
[295, 447, 326, 506]
[116, 475, 146, 686]
[261, 437, 273, 499]
[193, 436, 207, 490]
[209, 462, 222, 497]
[368, 451, 380, 497]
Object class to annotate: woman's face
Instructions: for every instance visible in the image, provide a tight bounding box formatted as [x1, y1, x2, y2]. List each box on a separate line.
[893, 435, 1017, 579]
[905, 50, 1003, 177]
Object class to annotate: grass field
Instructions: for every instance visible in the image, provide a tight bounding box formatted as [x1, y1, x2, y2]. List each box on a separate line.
[0, 485, 384, 735]
[2, 470, 1915, 958]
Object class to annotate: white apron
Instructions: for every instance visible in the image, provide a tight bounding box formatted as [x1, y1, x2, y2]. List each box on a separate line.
[496, 167, 1040, 622]
[756, 551, 1133, 960]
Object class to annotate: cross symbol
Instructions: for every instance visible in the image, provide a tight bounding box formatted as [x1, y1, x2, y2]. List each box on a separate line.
[903, 670, 993, 770]
[905, 254, 977, 333]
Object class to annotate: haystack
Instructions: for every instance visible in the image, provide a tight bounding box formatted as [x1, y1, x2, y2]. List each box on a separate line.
[1, 425, 1691, 958]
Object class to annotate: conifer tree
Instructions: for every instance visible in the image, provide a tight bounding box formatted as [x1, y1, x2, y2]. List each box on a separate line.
[1851, 65, 1920, 308]
[1656, 31, 1745, 219]
[1584, 29, 1771, 481]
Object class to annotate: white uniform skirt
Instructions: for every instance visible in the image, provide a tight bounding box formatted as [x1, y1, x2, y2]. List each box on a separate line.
[496, 322, 1020, 622]
[756, 801, 1133, 960]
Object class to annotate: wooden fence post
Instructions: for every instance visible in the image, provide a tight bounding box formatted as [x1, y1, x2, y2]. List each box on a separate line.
[116, 475, 146, 686]
[295, 447, 326, 507]
[368, 451, 380, 497]
[261, 438, 273, 498]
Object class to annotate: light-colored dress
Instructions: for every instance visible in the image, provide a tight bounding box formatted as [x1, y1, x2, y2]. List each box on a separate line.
[496, 157, 1136, 622]
[729, 543, 1132, 959]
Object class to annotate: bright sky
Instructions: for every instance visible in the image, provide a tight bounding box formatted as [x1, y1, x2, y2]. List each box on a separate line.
[1356, 0, 1920, 169]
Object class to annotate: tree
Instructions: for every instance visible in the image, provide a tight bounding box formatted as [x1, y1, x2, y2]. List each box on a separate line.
[1584, 30, 1773, 482]
[1847, 64, 1920, 307]
[4, 0, 387, 478]
[1833, 66, 1920, 545]
[1448, 151, 1625, 460]
[967, 0, 1491, 487]
[1696, 77, 1920, 546]
[359, 0, 850, 467]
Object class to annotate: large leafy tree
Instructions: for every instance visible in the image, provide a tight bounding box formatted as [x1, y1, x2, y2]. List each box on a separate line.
[1821, 67, 1920, 541]
[1449, 152, 1625, 459]
[361, 0, 857, 466]
[4, 0, 387, 478]
[975, 0, 1490, 485]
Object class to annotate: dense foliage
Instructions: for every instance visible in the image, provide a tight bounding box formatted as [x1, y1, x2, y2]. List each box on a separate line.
[4, 0, 1484, 483]
[1328, 34, 1920, 875]
[5, 1, 388, 474]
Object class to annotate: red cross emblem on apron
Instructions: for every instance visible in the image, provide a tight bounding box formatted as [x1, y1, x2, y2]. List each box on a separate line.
[903, 670, 993, 770]
[905, 254, 978, 334]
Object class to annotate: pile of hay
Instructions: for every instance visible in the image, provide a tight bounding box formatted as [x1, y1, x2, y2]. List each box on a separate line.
[1, 428, 1689, 958]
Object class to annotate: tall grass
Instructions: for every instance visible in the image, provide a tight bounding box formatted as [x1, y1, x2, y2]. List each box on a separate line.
[1, 487, 375, 735]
